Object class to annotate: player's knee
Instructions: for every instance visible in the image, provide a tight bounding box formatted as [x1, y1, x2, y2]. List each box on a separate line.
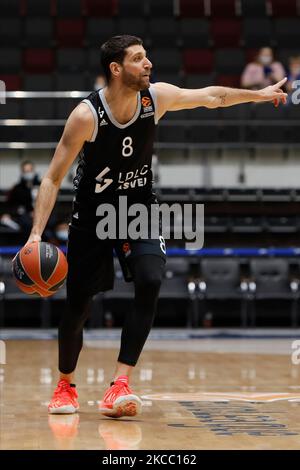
[63, 295, 92, 330]
[134, 270, 163, 293]
[130, 255, 165, 295]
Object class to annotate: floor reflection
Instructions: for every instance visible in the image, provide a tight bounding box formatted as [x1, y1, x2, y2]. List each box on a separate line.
[98, 419, 142, 450]
[48, 414, 80, 450]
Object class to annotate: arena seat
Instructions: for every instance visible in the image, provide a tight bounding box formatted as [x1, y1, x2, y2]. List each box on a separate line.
[0, 75, 22, 91]
[25, 0, 53, 16]
[184, 73, 215, 88]
[157, 125, 187, 144]
[266, 217, 298, 233]
[57, 48, 85, 72]
[179, 0, 206, 17]
[56, 0, 83, 17]
[277, 48, 300, 68]
[231, 216, 264, 233]
[23, 74, 53, 91]
[205, 216, 230, 233]
[211, 19, 242, 47]
[84, 0, 118, 17]
[150, 48, 182, 73]
[249, 258, 299, 326]
[0, 48, 21, 74]
[23, 100, 55, 119]
[148, 0, 176, 17]
[0, 101, 22, 120]
[117, 0, 147, 17]
[199, 258, 249, 326]
[183, 49, 214, 74]
[86, 18, 115, 46]
[54, 73, 87, 91]
[55, 99, 79, 119]
[24, 18, 53, 47]
[273, 18, 300, 47]
[56, 19, 85, 47]
[215, 48, 245, 74]
[243, 18, 272, 47]
[148, 18, 179, 47]
[118, 18, 147, 38]
[23, 48, 55, 74]
[210, 0, 237, 17]
[179, 19, 210, 47]
[270, 0, 298, 17]
[216, 74, 240, 88]
[240, 0, 267, 17]
[0, 19, 22, 46]
[0, 0, 22, 16]
[156, 72, 184, 87]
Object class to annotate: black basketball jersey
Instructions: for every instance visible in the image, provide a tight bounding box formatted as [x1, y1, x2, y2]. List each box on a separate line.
[71, 86, 158, 228]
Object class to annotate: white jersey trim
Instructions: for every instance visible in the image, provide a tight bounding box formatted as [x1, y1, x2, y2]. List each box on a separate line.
[149, 84, 158, 125]
[99, 88, 141, 129]
[81, 99, 98, 142]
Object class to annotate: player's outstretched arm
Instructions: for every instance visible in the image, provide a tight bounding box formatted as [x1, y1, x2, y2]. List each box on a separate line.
[27, 103, 94, 244]
[152, 78, 288, 119]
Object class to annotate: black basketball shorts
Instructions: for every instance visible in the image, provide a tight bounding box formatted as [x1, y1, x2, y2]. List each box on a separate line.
[66, 224, 167, 297]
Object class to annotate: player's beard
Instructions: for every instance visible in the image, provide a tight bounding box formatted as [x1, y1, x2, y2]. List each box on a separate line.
[122, 69, 150, 91]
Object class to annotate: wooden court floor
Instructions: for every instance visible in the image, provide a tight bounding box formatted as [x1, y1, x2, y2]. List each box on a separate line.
[1, 337, 300, 450]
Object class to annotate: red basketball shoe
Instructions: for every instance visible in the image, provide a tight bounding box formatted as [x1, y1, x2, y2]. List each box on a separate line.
[48, 379, 79, 414]
[99, 375, 142, 418]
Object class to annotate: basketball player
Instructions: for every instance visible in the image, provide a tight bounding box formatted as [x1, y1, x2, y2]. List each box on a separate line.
[26, 35, 287, 418]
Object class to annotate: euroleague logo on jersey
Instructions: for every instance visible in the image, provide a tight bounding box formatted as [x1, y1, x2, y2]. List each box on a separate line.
[141, 96, 153, 114]
[122, 242, 131, 257]
[142, 97, 151, 107]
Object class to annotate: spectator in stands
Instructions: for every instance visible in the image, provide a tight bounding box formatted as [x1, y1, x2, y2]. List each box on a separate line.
[50, 221, 69, 246]
[7, 160, 40, 213]
[241, 47, 285, 90]
[5, 160, 40, 240]
[286, 55, 300, 94]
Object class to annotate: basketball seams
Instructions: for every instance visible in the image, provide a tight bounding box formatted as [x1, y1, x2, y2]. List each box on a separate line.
[20, 247, 44, 286]
[18, 251, 28, 279]
[14, 252, 34, 286]
[15, 280, 52, 297]
[40, 243, 59, 283]
[20, 242, 48, 289]
[46, 247, 68, 287]
[32, 242, 51, 289]
[38, 241, 42, 284]
[45, 248, 60, 284]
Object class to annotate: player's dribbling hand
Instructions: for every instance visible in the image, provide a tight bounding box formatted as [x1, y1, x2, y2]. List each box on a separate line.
[259, 77, 288, 107]
[25, 233, 42, 246]
[11, 234, 41, 265]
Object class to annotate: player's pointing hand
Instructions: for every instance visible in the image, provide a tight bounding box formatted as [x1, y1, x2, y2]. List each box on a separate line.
[258, 77, 288, 107]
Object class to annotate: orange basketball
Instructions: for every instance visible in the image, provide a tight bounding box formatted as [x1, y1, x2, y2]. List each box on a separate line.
[12, 242, 68, 298]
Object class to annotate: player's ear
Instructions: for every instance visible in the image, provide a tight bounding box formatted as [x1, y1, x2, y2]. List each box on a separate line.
[109, 62, 122, 79]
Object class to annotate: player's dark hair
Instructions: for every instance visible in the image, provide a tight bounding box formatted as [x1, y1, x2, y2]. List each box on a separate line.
[100, 35, 143, 83]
